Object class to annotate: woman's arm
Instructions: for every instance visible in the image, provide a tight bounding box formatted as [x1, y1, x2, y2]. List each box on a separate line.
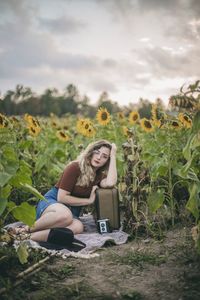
[57, 185, 98, 206]
[100, 143, 117, 188]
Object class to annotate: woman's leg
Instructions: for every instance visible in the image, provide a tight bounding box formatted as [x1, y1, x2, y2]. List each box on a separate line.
[30, 219, 84, 242]
[67, 219, 84, 235]
[31, 203, 73, 232]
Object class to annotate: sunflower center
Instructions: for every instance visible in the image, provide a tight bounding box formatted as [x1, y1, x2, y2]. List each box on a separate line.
[60, 132, 66, 138]
[144, 120, 152, 128]
[101, 112, 108, 120]
[85, 124, 89, 129]
[31, 127, 36, 133]
[132, 115, 138, 121]
[172, 121, 179, 127]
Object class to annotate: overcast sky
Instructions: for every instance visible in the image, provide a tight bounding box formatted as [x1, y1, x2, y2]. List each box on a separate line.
[0, 0, 200, 106]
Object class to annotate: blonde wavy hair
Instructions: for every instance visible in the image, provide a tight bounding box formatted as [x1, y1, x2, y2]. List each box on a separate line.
[76, 140, 112, 187]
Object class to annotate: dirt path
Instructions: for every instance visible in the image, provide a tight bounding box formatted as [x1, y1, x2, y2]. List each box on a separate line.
[2, 226, 200, 300]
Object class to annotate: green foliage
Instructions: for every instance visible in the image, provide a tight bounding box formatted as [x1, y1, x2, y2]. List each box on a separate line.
[111, 250, 166, 269]
[147, 189, 165, 214]
[0, 85, 200, 250]
[16, 242, 29, 264]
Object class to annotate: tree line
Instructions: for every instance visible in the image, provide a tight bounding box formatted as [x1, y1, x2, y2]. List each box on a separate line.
[0, 83, 163, 118]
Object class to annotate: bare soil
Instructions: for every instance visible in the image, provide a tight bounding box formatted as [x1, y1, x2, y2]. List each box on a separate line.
[1, 226, 200, 300]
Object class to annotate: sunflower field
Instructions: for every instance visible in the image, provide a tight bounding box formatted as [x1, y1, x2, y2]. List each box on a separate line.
[0, 81, 200, 256]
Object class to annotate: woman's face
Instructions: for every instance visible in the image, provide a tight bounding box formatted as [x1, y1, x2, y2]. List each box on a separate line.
[90, 146, 110, 169]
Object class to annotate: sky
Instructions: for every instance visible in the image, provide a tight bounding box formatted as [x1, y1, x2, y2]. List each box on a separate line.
[0, 0, 200, 107]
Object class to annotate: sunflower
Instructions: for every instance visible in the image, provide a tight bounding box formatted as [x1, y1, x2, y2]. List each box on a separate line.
[51, 121, 58, 128]
[24, 114, 40, 128]
[128, 111, 140, 125]
[76, 118, 92, 135]
[151, 104, 166, 128]
[28, 125, 41, 137]
[178, 113, 192, 128]
[152, 119, 162, 127]
[83, 125, 96, 138]
[0, 113, 9, 128]
[56, 130, 70, 142]
[96, 107, 111, 126]
[24, 113, 30, 122]
[11, 116, 20, 123]
[117, 112, 125, 123]
[76, 118, 87, 134]
[81, 120, 96, 137]
[170, 120, 181, 129]
[122, 126, 129, 136]
[140, 118, 154, 132]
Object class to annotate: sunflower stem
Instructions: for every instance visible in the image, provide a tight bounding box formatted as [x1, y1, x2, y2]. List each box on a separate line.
[167, 130, 174, 226]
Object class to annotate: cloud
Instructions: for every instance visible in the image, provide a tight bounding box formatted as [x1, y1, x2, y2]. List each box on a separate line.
[0, 0, 37, 26]
[88, 78, 118, 93]
[135, 44, 200, 78]
[38, 15, 87, 35]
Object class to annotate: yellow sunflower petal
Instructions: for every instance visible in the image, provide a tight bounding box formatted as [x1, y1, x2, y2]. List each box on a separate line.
[117, 112, 125, 123]
[0, 113, 9, 128]
[96, 107, 111, 126]
[128, 111, 140, 125]
[140, 118, 154, 132]
[56, 130, 70, 142]
[28, 125, 41, 137]
[178, 113, 192, 128]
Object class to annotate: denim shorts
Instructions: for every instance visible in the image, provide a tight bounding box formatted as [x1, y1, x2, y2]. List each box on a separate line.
[36, 187, 82, 220]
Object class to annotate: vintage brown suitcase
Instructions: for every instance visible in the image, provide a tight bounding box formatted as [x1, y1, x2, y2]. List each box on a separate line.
[95, 188, 120, 230]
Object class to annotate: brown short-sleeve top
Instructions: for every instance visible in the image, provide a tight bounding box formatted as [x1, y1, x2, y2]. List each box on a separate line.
[55, 161, 105, 198]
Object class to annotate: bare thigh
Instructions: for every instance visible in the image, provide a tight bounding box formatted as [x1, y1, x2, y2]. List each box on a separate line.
[41, 203, 73, 227]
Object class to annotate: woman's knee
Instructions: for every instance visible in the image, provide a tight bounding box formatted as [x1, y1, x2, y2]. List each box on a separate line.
[69, 219, 84, 234]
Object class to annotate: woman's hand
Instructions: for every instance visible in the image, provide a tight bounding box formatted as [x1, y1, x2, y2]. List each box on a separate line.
[110, 143, 117, 157]
[89, 185, 98, 204]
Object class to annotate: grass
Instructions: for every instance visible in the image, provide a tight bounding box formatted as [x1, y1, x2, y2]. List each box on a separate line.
[110, 249, 167, 270]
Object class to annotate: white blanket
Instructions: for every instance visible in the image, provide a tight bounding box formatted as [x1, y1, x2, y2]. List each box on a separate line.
[5, 214, 129, 259]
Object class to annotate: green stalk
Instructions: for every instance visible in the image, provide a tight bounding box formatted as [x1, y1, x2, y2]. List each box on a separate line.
[167, 131, 174, 226]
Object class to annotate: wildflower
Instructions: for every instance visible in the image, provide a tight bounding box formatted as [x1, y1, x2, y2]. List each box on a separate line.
[140, 118, 154, 132]
[128, 111, 140, 125]
[178, 113, 192, 128]
[56, 130, 70, 142]
[96, 107, 111, 126]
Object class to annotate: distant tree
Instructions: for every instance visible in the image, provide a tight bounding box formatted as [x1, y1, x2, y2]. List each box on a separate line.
[96, 91, 120, 113]
[12, 84, 33, 104]
[59, 84, 79, 115]
[1, 90, 15, 115]
[155, 97, 165, 110]
[77, 95, 96, 117]
[138, 98, 152, 119]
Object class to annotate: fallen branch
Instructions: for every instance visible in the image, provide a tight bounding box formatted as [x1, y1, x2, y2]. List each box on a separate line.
[0, 256, 50, 295]
[16, 256, 50, 279]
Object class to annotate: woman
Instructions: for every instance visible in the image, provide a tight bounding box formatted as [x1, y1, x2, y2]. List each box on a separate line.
[15, 140, 117, 243]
